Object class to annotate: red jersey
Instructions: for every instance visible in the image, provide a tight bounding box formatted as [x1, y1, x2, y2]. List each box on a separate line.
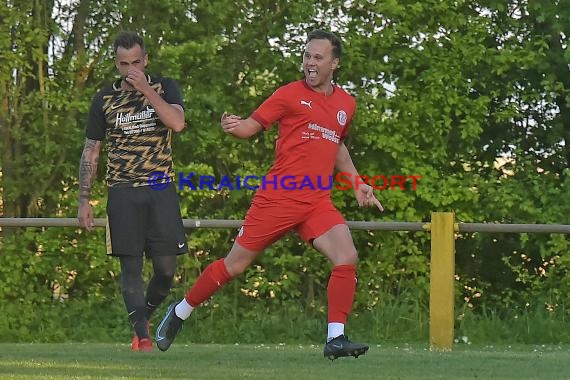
[251, 79, 356, 203]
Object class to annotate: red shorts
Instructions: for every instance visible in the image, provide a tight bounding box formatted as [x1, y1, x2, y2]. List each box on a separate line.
[236, 197, 346, 251]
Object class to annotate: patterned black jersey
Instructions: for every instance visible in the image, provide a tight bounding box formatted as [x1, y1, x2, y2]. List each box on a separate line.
[86, 75, 184, 187]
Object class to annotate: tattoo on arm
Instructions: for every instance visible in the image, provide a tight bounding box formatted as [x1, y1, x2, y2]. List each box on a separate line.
[79, 138, 100, 202]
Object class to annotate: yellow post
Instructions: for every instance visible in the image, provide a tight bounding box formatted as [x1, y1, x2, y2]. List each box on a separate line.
[429, 212, 456, 351]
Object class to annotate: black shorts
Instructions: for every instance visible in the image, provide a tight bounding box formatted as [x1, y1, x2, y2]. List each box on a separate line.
[106, 183, 188, 257]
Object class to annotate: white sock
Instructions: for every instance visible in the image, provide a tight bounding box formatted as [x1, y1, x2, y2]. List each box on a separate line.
[174, 299, 194, 320]
[327, 322, 345, 342]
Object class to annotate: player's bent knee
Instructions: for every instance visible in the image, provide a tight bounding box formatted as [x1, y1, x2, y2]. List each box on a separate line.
[225, 261, 249, 277]
[224, 243, 261, 277]
[346, 249, 359, 264]
[333, 249, 358, 266]
[156, 269, 176, 281]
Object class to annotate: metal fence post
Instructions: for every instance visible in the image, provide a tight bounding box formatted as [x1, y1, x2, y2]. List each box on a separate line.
[429, 212, 456, 351]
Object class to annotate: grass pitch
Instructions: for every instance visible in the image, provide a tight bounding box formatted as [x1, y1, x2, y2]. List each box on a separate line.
[0, 342, 568, 379]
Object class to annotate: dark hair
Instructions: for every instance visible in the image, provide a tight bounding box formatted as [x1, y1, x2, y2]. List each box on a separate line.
[113, 31, 146, 55]
[307, 29, 342, 59]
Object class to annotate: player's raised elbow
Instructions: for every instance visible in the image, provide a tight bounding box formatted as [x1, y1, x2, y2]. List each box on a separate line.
[169, 104, 186, 132]
[171, 122, 186, 133]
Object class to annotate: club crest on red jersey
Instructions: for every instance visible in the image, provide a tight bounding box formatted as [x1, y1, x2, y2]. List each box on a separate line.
[337, 110, 347, 127]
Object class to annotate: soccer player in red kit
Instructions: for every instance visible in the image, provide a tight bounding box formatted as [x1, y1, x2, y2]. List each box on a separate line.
[156, 29, 383, 360]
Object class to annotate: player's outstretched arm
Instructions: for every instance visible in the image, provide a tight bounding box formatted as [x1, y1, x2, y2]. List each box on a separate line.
[220, 112, 263, 139]
[335, 143, 384, 212]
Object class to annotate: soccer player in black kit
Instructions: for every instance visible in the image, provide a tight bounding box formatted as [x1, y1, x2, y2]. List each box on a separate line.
[77, 31, 188, 352]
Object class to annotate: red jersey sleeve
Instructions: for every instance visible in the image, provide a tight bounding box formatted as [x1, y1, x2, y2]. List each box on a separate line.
[339, 96, 356, 141]
[250, 86, 289, 131]
[340, 117, 352, 141]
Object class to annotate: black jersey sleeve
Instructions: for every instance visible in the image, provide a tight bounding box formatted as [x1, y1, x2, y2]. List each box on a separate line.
[86, 90, 107, 141]
[161, 78, 185, 109]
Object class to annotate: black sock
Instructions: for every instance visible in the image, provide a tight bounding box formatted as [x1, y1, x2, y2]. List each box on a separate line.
[129, 306, 149, 339]
[145, 300, 158, 320]
[145, 255, 177, 319]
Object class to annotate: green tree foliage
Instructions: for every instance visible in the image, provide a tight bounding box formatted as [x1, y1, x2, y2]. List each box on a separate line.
[1, 0, 569, 342]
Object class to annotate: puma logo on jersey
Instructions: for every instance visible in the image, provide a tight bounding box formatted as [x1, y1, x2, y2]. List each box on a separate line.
[300, 100, 312, 109]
